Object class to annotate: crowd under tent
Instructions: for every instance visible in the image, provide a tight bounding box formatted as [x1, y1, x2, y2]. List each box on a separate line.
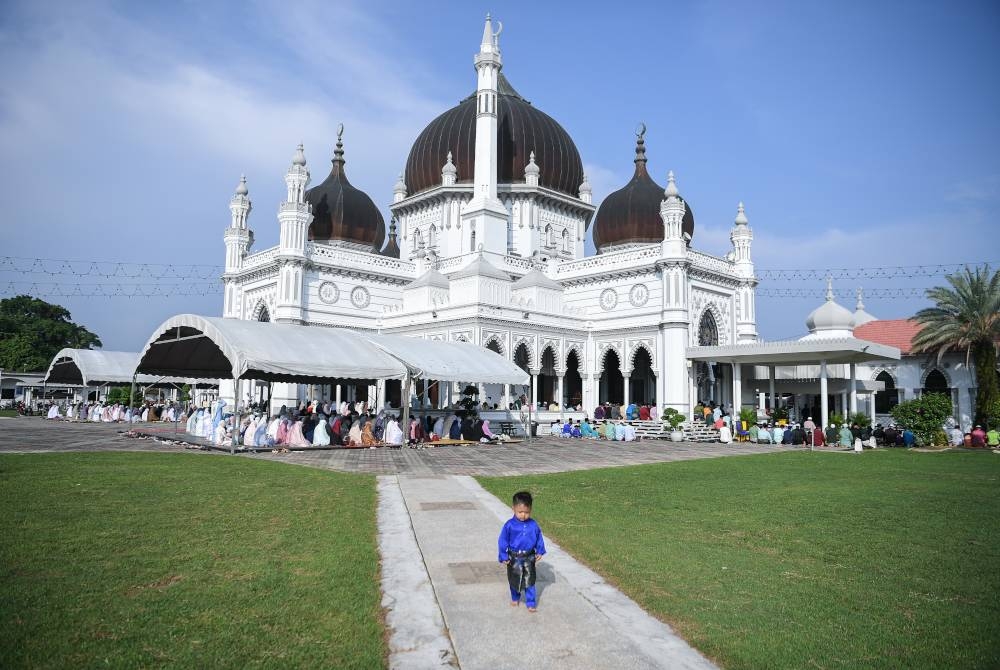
[44, 349, 210, 402]
[135, 314, 530, 450]
[687, 337, 900, 428]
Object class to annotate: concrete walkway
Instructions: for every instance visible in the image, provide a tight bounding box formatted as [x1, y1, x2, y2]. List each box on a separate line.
[379, 474, 717, 670]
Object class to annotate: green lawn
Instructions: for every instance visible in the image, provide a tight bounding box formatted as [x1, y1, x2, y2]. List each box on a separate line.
[479, 450, 1000, 669]
[0, 453, 385, 669]
[0, 409, 18, 418]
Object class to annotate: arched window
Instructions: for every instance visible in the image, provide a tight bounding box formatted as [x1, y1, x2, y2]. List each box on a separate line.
[428, 224, 437, 248]
[470, 230, 477, 253]
[413, 229, 423, 251]
[257, 306, 270, 322]
[545, 224, 554, 247]
[698, 310, 719, 347]
[874, 370, 898, 414]
[562, 228, 570, 252]
[923, 369, 948, 396]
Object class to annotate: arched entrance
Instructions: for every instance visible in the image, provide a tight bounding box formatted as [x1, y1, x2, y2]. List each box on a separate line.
[482, 339, 504, 408]
[564, 350, 582, 408]
[600, 349, 624, 405]
[514, 342, 531, 405]
[923, 369, 948, 396]
[874, 370, 897, 414]
[630, 348, 655, 405]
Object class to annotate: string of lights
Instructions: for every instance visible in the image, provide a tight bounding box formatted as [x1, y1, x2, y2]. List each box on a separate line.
[754, 262, 993, 282]
[0, 256, 220, 280]
[757, 287, 934, 299]
[1, 281, 221, 298]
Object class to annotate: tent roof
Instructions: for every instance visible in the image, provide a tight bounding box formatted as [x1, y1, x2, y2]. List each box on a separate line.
[136, 315, 408, 382]
[367, 335, 529, 384]
[44, 349, 198, 386]
[135, 314, 531, 385]
[686, 337, 900, 365]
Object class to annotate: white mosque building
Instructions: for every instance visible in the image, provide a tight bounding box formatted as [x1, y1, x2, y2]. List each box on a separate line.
[220, 16, 759, 416]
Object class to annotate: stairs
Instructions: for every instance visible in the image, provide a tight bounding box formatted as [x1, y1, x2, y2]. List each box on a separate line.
[681, 421, 721, 443]
[620, 420, 719, 442]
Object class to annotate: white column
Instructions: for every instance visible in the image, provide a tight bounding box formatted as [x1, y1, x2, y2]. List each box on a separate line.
[849, 363, 858, 415]
[820, 360, 829, 429]
[769, 365, 776, 414]
[840, 390, 848, 418]
[868, 392, 876, 424]
[531, 372, 538, 408]
[557, 376, 565, 418]
[733, 362, 743, 412]
[623, 376, 631, 406]
[503, 384, 510, 410]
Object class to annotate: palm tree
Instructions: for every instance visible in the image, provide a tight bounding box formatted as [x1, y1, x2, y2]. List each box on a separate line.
[912, 265, 1000, 425]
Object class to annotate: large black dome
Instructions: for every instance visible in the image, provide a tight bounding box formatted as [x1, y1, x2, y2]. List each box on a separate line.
[305, 135, 385, 250]
[592, 135, 693, 252]
[404, 74, 584, 197]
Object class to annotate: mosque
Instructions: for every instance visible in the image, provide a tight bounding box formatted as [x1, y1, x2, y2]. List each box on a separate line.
[220, 16, 762, 416]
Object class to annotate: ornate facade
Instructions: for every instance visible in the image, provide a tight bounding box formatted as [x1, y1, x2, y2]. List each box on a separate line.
[221, 17, 758, 415]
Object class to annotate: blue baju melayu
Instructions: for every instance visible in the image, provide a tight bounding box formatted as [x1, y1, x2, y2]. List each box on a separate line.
[497, 516, 547, 607]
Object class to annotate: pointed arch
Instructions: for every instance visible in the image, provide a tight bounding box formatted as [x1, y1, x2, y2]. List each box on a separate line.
[564, 343, 585, 371]
[697, 307, 721, 347]
[920, 366, 951, 388]
[251, 299, 270, 323]
[483, 335, 505, 357]
[628, 341, 656, 374]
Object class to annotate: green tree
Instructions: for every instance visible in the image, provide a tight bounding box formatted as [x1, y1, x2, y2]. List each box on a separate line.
[911, 266, 1000, 425]
[0, 295, 102, 372]
[890, 393, 953, 445]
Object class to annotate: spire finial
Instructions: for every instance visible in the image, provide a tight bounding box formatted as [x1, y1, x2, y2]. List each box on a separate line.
[332, 124, 345, 166]
[856, 287, 865, 310]
[633, 122, 648, 171]
[292, 143, 306, 166]
[665, 170, 678, 198]
[826, 276, 834, 302]
[235, 174, 248, 196]
[734, 201, 748, 225]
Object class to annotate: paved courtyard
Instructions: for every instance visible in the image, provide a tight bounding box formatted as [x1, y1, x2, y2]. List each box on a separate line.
[0, 417, 799, 475]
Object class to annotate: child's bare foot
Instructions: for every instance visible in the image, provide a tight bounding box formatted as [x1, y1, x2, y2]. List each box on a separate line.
[526, 606, 537, 612]
[510, 600, 519, 607]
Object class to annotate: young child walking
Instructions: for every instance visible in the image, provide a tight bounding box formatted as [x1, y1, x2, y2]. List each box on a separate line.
[497, 490, 547, 611]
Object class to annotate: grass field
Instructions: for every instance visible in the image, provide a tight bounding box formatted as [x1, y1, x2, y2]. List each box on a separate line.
[479, 450, 1000, 669]
[0, 409, 18, 418]
[0, 452, 385, 669]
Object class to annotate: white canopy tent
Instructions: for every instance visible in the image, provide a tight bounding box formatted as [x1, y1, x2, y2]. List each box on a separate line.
[44, 349, 207, 401]
[135, 314, 530, 450]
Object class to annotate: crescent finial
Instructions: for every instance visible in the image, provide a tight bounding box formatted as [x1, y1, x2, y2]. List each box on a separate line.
[635, 121, 646, 139]
[336, 123, 344, 139]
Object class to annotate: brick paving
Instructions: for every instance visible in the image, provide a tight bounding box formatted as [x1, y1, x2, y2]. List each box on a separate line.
[0, 417, 799, 475]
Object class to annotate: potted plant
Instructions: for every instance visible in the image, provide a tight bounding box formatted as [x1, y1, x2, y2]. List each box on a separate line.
[771, 406, 788, 426]
[661, 407, 685, 442]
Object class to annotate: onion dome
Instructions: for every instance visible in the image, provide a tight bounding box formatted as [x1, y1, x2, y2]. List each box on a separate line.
[852, 288, 878, 327]
[305, 126, 385, 250]
[382, 219, 401, 259]
[235, 175, 249, 196]
[804, 279, 855, 337]
[592, 126, 694, 253]
[403, 74, 584, 197]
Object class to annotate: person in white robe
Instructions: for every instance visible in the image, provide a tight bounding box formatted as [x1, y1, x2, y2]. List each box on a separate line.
[384, 418, 404, 446]
[312, 417, 331, 446]
[718, 424, 733, 443]
[186, 410, 200, 434]
[89, 405, 100, 421]
[213, 419, 228, 446]
[265, 417, 281, 446]
[433, 416, 445, 438]
[140, 407, 148, 422]
[622, 423, 637, 441]
[47, 405, 61, 419]
[242, 417, 258, 446]
[197, 410, 212, 438]
[66, 404, 74, 420]
[614, 422, 626, 441]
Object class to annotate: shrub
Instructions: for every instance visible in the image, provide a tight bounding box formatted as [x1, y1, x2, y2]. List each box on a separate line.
[662, 407, 685, 429]
[829, 413, 845, 428]
[739, 407, 757, 424]
[850, 412, 872, 428]
[890, 393, 953, 446]
[771, 406, 789, 422]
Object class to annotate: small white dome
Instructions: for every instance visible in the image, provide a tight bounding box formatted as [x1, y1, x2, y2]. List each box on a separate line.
[235, 175, 249, 196]
[852, 288, 877, 327]
[804, 280, 854, 336]
[292, 143, 307, 166]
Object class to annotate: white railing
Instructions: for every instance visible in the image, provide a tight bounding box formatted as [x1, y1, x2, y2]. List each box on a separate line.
[308, 243, 416, 276]
[688, 249, 734, 275]
[556, 245, 660, 277]
[242, 247, 278, 269]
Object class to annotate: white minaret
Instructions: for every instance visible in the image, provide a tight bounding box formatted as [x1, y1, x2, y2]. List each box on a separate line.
[730, 202, 758, 342]
[223, 175, 253, 318]
[275, 142, 313, 324]
[461, 14, 509, 256]
[393, 172, 407, 203]
[578, 173, 592, 204]
[441, 152, 457, 186]
[657, 169, 691, 415]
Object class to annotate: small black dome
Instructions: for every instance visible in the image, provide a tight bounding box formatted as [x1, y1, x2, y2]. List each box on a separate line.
[306, 134, 385, 250]
[592, 134, 693, 252]
[404, 74, 584, 197]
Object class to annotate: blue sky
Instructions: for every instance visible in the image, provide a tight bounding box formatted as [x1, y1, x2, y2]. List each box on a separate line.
[1, 0, 997, 350]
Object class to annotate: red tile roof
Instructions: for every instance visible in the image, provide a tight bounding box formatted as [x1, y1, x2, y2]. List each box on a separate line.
[853, 319, 923, 355]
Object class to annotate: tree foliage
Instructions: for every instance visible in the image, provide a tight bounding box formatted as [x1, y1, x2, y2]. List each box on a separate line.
[0, 295, 102, 372]
[890, 393, 953, 445]
[912, 265, 1000, 425]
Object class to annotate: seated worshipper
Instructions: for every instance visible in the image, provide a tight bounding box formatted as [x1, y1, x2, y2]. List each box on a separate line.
[348, 418, 364, 447]
[639, 404, 650, 421]
[718, 422, 733, 444]
[714, 416, 725, 430]
[804, 416, 816, 433]
[287, 418, 312, 447]
[433, 415, 445, 438]
[950, 424, 965, 446]
[772, 424, 784, 444]
[649, 405, 658, 421]
[712, 404, 722, 424]
[610, 404, 621, 420]
[197, 409, 213, 439]
[459, 416, 474, 440]
[464, 418, 484, 442]
[839, 424, 853, 448]
[826, 424, 840, 445]
[408, 417, 426, 445]
[302, 414, 318, 443]
[614, 421, 626, 441]
[449, 415, 462, 440]
[362, 421, 378, 446]
[276, 418, 290, 445]
[987, 427, 1000, 448]
[860, 424, 874, 448]
[580, 419, 598, 439]
[811, 425, 825, 447]
[626, 403, 638, 420]
[47, 404, 61, 419]
[594, 405, 605, 420]
[602, 420, 616, 441]
[264, 416, 281, 446]
[571, 422, 582, 438]
[550, 420, 562, 437]
[757, 425, 772, 444]
[330, 415, 344, 444]
[873, 424, 886, 446]
[970, 425, 986, 448]
[253, 416, 268, 446]
[384, 416, 404, 446]
[213, 418, 229, 446]
[562, 419, 573, 437]
[781, 425, 794, 445]
[791, 424, 807, 445]
[749, 423, 759, 442]
[312, 416, 331, 446]
[703, 403, 713, 426]
[480, 419, 498, 442]
[241, 417, 257, 446]
[622, 422, 637, 441]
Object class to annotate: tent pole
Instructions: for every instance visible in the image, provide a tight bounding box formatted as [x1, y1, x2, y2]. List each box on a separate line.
[129, 373, 137, 423]
[400, 373, 411, 446]
[231, 377, 242, 455]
